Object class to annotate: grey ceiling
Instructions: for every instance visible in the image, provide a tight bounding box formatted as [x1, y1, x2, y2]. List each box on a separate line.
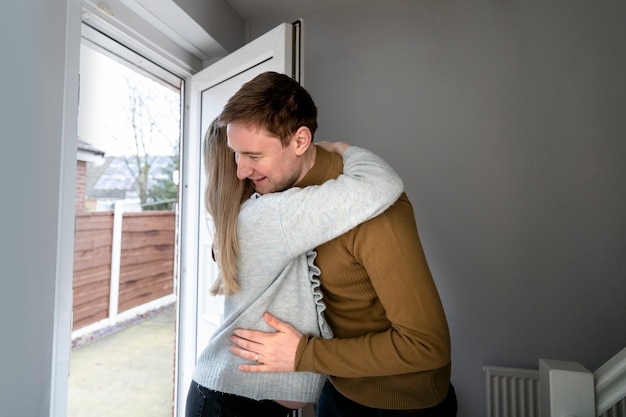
[227, 0, 408, 20]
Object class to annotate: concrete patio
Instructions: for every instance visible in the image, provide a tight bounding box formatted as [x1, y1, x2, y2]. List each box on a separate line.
[67, 304, 176, 417]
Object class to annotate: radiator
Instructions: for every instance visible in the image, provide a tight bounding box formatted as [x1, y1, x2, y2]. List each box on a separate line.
[483, 366, 540, 417]
[484, 365, 626, 417]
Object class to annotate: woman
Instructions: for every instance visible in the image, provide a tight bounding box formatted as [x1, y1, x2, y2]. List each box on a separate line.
[186, 119, 403, 417]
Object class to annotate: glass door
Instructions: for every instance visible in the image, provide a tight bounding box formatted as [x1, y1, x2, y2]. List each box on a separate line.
[176, 21, 301, 416]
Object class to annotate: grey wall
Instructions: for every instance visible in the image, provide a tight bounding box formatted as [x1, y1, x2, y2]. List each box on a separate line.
[0, 0, 79, 415]
[2, 1, 624, 416]
[248, 1, 626, 416]
[172, 0, 245, 54]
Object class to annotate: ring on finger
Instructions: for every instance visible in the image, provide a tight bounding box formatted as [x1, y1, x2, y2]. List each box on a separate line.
[255, 353, 259, 362]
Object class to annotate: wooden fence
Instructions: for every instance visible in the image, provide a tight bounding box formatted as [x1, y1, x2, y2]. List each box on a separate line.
[72, 209, 176, 331]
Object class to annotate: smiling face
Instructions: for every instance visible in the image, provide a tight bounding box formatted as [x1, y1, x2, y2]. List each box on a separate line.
[226, 121, 309, 195]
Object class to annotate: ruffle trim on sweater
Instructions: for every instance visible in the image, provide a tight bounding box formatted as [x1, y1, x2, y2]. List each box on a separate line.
[306, 249, 333, 339]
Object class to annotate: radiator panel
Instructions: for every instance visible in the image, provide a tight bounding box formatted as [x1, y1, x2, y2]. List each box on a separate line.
[484, 366, 625, 417]
[484, 366, 540, 417]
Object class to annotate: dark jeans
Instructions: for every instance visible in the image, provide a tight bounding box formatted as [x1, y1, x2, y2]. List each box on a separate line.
[185, 381, 292, 417]
[316, 380, 457, 417]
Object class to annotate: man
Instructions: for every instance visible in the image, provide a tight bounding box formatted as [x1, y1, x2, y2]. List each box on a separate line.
[221, 71, 456, 416]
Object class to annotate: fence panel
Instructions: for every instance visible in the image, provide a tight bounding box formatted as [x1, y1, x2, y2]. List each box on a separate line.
[72, 210, 176, 331]
[73, 212, 114, 329]
[118, 211, 175, 313]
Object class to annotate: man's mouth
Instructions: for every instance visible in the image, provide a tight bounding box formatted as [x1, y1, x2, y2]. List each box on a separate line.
[251, 177, 267, 187]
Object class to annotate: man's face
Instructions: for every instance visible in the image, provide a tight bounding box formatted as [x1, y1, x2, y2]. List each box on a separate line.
[227, 122, 303, 195]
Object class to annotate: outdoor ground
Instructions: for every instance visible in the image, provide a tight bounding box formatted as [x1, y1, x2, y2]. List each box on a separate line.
[67, 305, 176, 417]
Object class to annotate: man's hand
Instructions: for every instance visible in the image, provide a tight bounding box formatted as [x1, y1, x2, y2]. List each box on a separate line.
[230, 312, 303, 372]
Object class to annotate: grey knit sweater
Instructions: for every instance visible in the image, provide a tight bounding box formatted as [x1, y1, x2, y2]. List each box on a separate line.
[192, 146, 403, 403]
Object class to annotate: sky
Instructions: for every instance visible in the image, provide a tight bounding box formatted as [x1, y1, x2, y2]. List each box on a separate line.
[77, 44, 181, 157]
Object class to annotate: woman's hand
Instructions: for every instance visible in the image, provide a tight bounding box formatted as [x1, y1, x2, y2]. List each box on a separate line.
[317, 141, 350, 156]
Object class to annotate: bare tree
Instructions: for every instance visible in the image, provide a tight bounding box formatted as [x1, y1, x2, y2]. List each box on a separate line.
[114, 76, 180, 209]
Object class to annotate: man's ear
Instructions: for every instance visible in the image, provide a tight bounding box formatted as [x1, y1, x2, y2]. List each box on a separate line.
[292, 126, 312, 156]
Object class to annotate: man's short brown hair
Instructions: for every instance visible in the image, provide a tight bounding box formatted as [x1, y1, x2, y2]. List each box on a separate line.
[219, 71, 318, 146]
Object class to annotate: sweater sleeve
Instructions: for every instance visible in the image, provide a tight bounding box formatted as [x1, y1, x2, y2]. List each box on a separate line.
[239, 146, 403, 256]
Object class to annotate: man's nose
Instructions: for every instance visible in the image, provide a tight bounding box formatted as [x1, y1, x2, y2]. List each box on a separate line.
[236, 157, 253, 180]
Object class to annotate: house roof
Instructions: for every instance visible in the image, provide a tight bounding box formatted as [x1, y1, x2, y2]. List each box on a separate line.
[88, 155, 174, 198]
[77, 138, 106, 156]
[77, 138, 107, 164]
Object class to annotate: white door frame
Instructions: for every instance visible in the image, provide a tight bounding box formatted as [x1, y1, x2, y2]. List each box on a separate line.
[176, 22, 298, 417]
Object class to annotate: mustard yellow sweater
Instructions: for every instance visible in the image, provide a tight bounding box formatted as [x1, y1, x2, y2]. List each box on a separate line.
[294, 148, 452, 409]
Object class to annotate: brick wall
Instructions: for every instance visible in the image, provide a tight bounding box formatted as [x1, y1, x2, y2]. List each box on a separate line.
[75, 160, 87, 213]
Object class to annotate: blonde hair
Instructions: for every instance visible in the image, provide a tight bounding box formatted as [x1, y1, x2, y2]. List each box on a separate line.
[203, 119, 254, 295]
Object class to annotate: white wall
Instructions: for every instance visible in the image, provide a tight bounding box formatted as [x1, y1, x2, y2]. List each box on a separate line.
[0, 0, 80, 416]
[246, 2, 626, 416]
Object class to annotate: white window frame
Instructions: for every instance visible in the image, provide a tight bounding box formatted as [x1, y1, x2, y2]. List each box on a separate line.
[55, 4, 299, 417]
[53, 2, 197, 416]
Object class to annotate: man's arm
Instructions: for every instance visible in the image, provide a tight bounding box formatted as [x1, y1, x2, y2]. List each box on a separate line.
[297, 194, 450, 377]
